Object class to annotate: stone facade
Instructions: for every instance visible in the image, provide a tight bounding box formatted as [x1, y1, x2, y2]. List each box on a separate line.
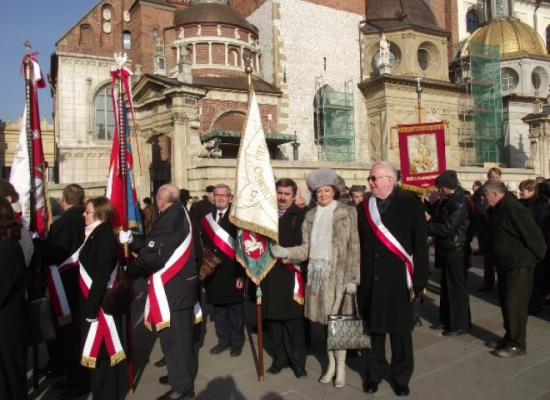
[245, 0, 367, 162]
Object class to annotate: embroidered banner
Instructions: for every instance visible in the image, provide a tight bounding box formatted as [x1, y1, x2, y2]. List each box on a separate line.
[398, 122, 446, 193]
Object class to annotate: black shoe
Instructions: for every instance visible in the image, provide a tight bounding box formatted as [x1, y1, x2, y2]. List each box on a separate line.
[266, 365, 284, 374]
[441, 329, 469, 337]
[230, 346, 243, 357]
[429, 323, 446, 330]
[292, 367, 307, 378]
[484, 339, 507, 349]
[210, 344, 230, 355]
[156, 389, 195, 400]
[363, 380, 379, 393]
[477, 286, 493, 292]
[155, 356, 167, 367]
[492, 346, 526, 358]
[393, 383, 410, 396]
[59, 385, 90, 400]
[159, 375, 169, 385]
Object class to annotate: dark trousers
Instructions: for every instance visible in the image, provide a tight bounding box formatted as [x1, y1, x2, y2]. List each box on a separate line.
[529, 264, 543, 315]
[59, 321, 89, 385]
[267, 317, 306, 370]
[158, 308, 195, 394]
[212, 303, 245, 347]
[363, 332, 414, 386]
[0, 334, 27, 400]
[497, 267, 534, 350]
[90, 358, 119, 400]
[482, 240, 496, 288]
[440, 255, 471, 331]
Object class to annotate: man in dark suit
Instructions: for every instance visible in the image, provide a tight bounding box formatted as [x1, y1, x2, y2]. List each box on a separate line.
[483, 180, 546, 357]
[189, 185, 215, 225]
[125, 184, 198, 400]
[201, 183, 246, 357]
[262, 178, 307, 378]
[358, 161, 429, 397]
[43, 184, 89, 400]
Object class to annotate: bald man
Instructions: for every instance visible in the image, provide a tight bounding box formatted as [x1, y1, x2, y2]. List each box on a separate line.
[125, 184, 199, 400]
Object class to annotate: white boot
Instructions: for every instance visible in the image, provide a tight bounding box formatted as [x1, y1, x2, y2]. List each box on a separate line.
[334, 350, 346, 388]
[319, 351, 336, 383]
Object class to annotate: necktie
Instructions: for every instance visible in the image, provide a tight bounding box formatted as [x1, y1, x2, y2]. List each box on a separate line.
[218, 212, 223, 222]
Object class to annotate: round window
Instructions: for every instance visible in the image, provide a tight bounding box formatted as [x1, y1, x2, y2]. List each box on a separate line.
[501, 68, 519, 92]
[373, 50, 397, 69]
[417, 49, 430, 70]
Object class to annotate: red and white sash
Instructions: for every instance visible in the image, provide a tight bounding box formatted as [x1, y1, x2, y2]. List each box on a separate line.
[363, 197, 415, 301]
[45, 247, 81, 325]
[200, 213, 236, 259]
[144, 211, 200, 331]
[283, 263, 304, 305]
[79, 264, 125, 368]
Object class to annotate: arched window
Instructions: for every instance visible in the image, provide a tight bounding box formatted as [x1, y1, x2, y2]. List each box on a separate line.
[123, 31, 131, 50]
[466, 10, 480, 33]
[94, 85, 115, 141]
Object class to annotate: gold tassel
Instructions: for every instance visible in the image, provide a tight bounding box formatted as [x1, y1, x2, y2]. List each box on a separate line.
[293, 294, 305, 305]
[155, 321, 171, 331]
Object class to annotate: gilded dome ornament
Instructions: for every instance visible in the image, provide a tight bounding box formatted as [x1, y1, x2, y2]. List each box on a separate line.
[460, 18, 548, 59]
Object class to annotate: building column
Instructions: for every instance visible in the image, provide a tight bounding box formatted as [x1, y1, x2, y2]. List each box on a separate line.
[171, 111, 189, 189]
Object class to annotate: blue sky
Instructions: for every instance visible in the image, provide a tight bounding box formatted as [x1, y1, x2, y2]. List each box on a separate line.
[0, 1, 95, 123]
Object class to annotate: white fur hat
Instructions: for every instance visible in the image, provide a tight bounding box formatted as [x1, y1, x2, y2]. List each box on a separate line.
[306, 168, 341, 192]
[506, 181, 518, 193]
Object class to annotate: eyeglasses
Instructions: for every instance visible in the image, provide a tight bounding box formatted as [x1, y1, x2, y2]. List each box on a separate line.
[84, 210, 94, 215]
[214, 194, 230, 197]
[367, 175, 391, 182]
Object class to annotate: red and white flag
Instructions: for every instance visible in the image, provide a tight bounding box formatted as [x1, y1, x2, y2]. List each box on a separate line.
[10, 53, 49, 238]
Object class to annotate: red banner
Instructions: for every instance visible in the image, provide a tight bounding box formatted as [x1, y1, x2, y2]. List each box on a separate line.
[398, 122, 446, 193]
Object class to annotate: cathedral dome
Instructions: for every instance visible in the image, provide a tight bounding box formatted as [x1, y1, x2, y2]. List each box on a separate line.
[363, 0, 444, 34]
[175, 0, 257, 35]
[460, 18, 547, 59]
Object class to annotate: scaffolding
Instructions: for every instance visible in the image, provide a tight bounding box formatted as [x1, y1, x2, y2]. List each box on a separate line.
[451, 42, 503, 166]
[314, 77, 356, 162]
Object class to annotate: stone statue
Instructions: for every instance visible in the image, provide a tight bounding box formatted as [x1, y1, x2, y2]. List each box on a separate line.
[178, 28, 184, 39]
[379, 34, 389, 66]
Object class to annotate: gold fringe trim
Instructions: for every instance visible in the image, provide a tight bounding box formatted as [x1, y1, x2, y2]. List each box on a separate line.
[110, 350, 126, 367]
[193, 315, 203, 325]
[57, 315, 73, 326]
[293, 294, 305, 305]
[409, 288, 415, 303]
[144, 320, 152, 332]
[155, 320, 171, 332]
[235, 254, 277, 286]
[81, 355, 97, 369]
[400, 184, 431, 195]
[229, 215, 278, 243]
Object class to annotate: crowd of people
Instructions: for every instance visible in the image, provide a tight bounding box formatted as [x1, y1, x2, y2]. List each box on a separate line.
[1, 162, 549, 400]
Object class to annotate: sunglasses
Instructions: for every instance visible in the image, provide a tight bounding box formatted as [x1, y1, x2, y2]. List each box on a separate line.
[367, 175, 390, 182]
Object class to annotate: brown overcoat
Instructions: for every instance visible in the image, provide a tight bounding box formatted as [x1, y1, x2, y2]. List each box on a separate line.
[282, 201, 360, 324]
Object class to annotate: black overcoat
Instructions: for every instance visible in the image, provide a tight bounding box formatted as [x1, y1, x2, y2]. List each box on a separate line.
[128, 201, 199, 311]
[202, 209, 245, 305]
[43, 206, 85, 314]
[78, 222, 119, 358]
[0, 238, 28, 400]
[357, 189, 429, 334]
[261, 203, 306, 320]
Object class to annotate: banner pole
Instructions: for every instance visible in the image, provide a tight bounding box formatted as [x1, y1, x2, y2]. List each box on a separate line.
[256, 285, 264, 382]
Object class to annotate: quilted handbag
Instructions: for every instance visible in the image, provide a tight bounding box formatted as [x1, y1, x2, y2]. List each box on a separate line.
[326, 292, 371, 350]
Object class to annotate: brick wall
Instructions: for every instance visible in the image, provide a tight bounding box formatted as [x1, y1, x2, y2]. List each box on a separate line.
[199, 99, 277, 134]
[431, 0, 459, 61]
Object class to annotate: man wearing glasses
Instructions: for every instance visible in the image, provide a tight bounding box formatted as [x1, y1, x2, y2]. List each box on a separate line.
[357, 162, 429, 397]
[201, 184, 246, 357]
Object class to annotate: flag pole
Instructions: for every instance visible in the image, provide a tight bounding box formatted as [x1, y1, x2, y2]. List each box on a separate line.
[242, 49, 265, 382]
[23, 41, 40, 394]
[114, 54, 134, 395]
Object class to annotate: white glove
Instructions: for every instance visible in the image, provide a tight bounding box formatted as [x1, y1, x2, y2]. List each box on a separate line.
[118, 230, 133, 245]
[344, 282, 357, 294]
[270, 244, 288, 259]
[86, 318, 97, 323]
